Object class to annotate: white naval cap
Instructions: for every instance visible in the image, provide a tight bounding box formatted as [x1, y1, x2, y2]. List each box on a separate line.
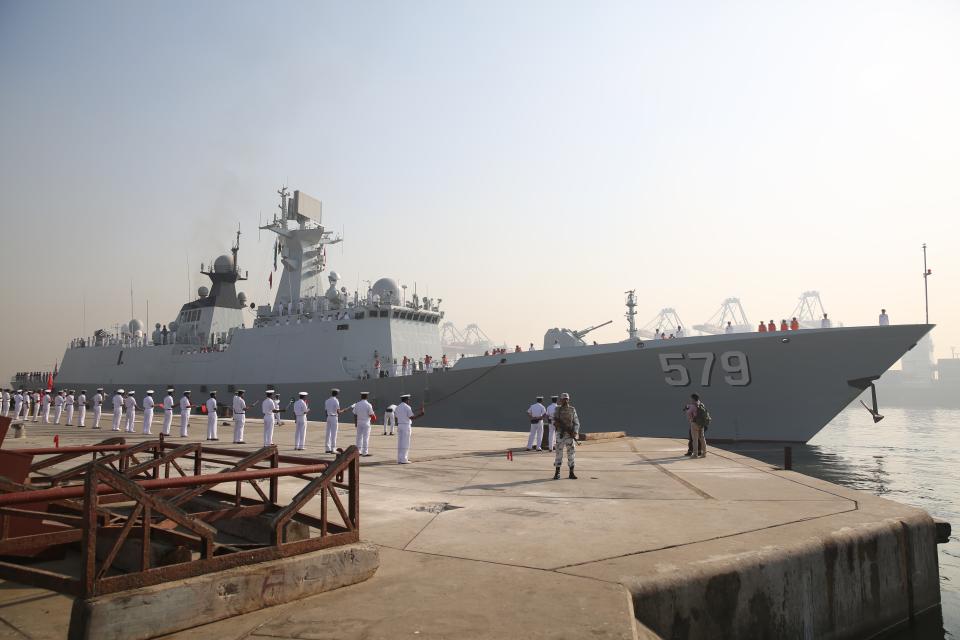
[535, 396, 544, 401]
[117, 389, 125, 394]
[265, 389, 275, 394]
[360, 391, 369, 397]
[166, 388, 174, 392]
[330, 388, 340, 394]
[236, 389, 245, 394]
[146, 390, 154, 394]
[96, 388, 104, 391]
[298, 391, 309, 397]
[400, 393, 411, 400]
[209, 390, 217, 395]
[183, 390, 192, 394]
[127, 390, 135, 395]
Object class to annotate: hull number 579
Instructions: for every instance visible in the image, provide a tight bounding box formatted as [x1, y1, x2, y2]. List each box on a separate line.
[658, 352, 750, 387]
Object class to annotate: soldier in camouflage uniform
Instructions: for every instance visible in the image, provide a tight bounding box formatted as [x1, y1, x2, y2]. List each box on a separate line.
[552, 392, 579, 480]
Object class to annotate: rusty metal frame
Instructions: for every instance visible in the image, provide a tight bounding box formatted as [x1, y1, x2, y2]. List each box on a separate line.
[0, 445, 360, 598]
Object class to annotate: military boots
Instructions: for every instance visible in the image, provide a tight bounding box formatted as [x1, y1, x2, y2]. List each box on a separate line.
[568, 466, 577, 480]
[553, 466, 560, 480]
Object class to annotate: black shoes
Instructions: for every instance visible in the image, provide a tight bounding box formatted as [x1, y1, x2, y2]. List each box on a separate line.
[553, 467, 560, 480]
[569, 466, 577, 480]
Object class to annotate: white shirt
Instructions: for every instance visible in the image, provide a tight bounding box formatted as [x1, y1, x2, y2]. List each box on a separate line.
[527, 402, 547, 419]
[94, 393, 103, 406]
[65, 394, 75, 406]
[41, 394, 51, 407]
[163, 395, 174, 411]
[879, 313, 890, 326]
[395, 401, 415, 425]
[676, 328, 685, 338]
[352, 399, 374, 424]
[325, 396, 340, 417]
[262, 397, 277, 416]
[233, 395, 246, 413]
[821, 317, 832, 328]
[180, 396, 192, 411]
[112, 394, 123, 410]
[124, 396, 136, 411]
[294, 398, 309, 416]
[55, 395, 64, 407]
[205, 398, 217, 414]
[78, 393, 86, 406]
[386, 404, 396, 413]
[143, 395, 155, 410]
[546, 402, 558, 422]
[724, 324, 734, 334]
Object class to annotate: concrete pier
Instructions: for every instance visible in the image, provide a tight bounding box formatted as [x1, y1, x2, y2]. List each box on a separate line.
[0, 415, 943, 639]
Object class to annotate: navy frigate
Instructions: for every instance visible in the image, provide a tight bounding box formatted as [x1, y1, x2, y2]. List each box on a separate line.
[40, 188, 932, 442]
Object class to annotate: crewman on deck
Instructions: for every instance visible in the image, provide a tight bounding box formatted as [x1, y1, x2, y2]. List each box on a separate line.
[32, 390, 41, 421]
[161, 389, 175, 435]
[205, 391, 219, 440]
[352, 392, 375, 456]
[725, 321, 734, 334]
[111, 389, 124, 431]
[1, 389, 9, 417]
[526, 396, 547, 451]
[179, 390, 192, 437]
[324, 388, 343, 453]
[780, 319, 788, 332]
[383, 403, 396, 435]
[77, 390, 87, 427]
[293, 391, 310, 450]
[12, 390, 23, 420]
[41, 390, 51, 424]
[232, 390, 246, 444]
[64, 390, 75, 425]
[92, 389, 104, 429]
[142, 390, 155, 435]
[758, 322, 767, 333]
[790, 317, 800, 331]
[546, 395, 559, 451]
[124, 390, 137, 433]
[394, 394, 424, 464]
[879, 309, 890, 326]
[262, 390, 278, 446]
[821, 313, 832, 328]
[767, 320, 776, 332]
[53, 390, 65, 424]
[552, 393, 580, 480]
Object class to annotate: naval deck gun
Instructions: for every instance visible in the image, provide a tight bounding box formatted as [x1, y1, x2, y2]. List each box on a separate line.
[543, 320, 613, 349]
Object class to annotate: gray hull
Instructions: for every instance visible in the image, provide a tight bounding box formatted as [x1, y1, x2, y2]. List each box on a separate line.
[50, 324, 932, 442]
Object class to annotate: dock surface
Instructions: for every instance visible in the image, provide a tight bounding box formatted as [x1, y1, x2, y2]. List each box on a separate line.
[0, 415, 941, 639]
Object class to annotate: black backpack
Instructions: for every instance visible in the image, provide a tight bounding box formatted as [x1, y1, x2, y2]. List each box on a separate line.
[694, 402, 712, 429]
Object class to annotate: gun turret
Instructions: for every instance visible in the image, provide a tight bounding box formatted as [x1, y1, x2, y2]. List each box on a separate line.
[571, 320, 613, 340]
[543, 320, 613, 349]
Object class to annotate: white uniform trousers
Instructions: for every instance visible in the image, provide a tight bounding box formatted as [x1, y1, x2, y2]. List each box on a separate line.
[54, 406, 63, 425]
[294, 415, 308, 449]
[78, 406, 86, 427]
[356, 421, 371, 455]
[233, 414, 245, 443]
[125, 410, 136, 432]
[142, 408, 153, 434]
[207, 412, 217, 439]
[180, 410, 190, 436]
[0, 401, 6, 417]
[12, 401, 22, 420]
[384, 412, 396, 435]
[397, 424, 412, 463]
[42, 407, 50, 424]
[33, 403, 41, 421]
[112, 410, 122, 431]
[548, 423, 557, 450]
[526, 420, 544, 450]
[65, 405, 74, 426]
[324, 417, 339, 452]
[162, 410, 173, 435]
[93, 406, 102, 429]
[263, 413, 275, 446]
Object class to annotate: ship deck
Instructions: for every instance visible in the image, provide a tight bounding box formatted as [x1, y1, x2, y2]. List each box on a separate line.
[0, 414, 942, 639]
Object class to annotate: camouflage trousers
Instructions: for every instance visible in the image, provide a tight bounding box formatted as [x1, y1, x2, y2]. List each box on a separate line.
[554, 436, 576, 468]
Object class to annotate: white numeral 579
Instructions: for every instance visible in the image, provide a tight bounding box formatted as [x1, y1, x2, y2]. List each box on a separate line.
[658, 351, 750, 387]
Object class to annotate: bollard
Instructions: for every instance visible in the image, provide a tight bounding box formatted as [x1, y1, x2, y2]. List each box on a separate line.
[784, 446, 792, 470]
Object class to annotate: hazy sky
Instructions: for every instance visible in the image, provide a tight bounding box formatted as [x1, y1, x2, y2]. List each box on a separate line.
[1, 0, 958, 381]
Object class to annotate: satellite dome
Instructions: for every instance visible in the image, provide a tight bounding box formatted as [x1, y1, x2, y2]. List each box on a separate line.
[198, 286, 209, 299]
[169, 320, 179, 331]
[371, 278, 400, 304]
[213, 254, 233, 273]
[128, 319, 143, 333]
[237, 292, 247, 305]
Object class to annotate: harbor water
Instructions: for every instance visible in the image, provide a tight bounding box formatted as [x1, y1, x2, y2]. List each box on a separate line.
[718, 406, 959, 639]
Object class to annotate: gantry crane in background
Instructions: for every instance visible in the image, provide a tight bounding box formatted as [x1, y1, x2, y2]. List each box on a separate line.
[693, 298, 751, 334]
[638, 308, 686, 339]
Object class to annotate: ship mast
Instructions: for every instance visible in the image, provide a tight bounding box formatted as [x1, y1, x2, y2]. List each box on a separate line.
[625, 290, 638, 341]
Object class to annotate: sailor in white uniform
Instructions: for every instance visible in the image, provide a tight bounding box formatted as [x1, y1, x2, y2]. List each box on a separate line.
[161, 389, 175, 435]
[526, 396, 547, 451]
[64, 390, 75, 426]
[41, 390, 52, 424]
[205, 391, 219, 440]
[77, 390, 87, 427]
[262, 389, 278, 446]
[232, 390, 247, 444]
[1, 389, 9, 417]
[821, 313, 832, 328]
[124, 390, 137, 432]
[179, 390, 192, 437]
[53, 391, 65, 425]
[383, 404, 397, 435]
[324, 388, 343, 453]
[394, 394, 423, 464]
[879, 309, 890, 326]
[352, 392, 376, 456]
[92, 389, 104, 429]
[293, 392, 310, 450]
[12, 390, 23, 420]
[141, 390, 155, 435]
[32, 391, 41, 421]
[111, 389, 124, 431]
[545, 395, 559, 451]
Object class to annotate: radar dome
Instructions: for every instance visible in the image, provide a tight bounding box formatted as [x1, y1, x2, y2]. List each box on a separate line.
[198, 286, 209, 299]
[371, 278, 400, 304]
[213, 254, 233, 273]
[169, 320, 179, 331]
[128, 319, 143, 334]
[237, 292, 247, 305]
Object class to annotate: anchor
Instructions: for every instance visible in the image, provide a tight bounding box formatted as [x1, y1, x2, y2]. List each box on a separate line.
[848, 376, 885, 424]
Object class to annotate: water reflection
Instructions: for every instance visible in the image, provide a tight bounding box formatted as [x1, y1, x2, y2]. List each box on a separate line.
[716, 406, 958, 639]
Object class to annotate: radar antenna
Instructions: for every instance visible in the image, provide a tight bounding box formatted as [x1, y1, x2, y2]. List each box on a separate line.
[625, 290, 638, 340]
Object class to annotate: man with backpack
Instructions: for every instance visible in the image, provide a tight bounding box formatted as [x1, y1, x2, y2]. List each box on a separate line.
[684, 393, 710, 458]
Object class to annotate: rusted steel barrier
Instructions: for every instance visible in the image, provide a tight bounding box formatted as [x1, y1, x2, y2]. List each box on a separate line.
[0, 445, 360, 598]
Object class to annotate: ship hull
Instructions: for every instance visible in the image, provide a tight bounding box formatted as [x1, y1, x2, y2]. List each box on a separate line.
[47, 325, 932, 443]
